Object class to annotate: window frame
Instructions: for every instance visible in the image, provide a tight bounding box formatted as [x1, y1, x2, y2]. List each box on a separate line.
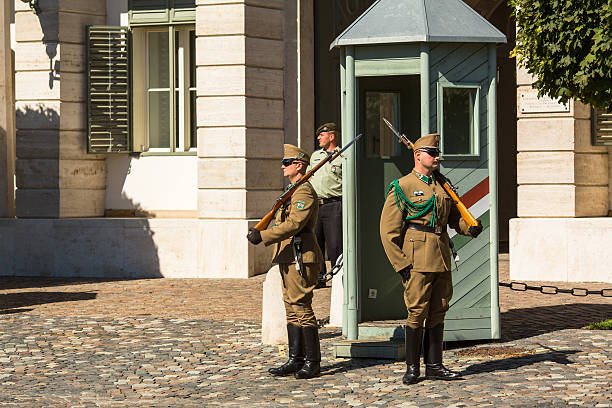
[437, 80, 481, 160]
[132, 24, 197, 155]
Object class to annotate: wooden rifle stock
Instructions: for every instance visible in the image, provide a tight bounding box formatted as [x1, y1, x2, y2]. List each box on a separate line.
[382, 118, 479, 228]
[253, 134, 362, 231]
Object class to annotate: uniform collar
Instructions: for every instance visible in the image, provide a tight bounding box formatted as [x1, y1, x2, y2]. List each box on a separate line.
[414, 170, 431, 185]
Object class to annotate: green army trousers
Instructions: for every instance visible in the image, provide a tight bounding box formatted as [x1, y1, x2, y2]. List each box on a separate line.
[279, 262, 320, 328]
[403, 271, 453, 329]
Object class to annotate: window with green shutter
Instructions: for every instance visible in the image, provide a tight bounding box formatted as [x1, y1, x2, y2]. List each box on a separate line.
[592, 108, 612, 146]
[87, 26, 131, 153]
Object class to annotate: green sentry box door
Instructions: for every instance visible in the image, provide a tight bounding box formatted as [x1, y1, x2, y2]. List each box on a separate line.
[356, 75, 420, 323]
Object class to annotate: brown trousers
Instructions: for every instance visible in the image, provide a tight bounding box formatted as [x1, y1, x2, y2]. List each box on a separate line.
[403, 271, 453, 329]
[279, 262, 319, 328]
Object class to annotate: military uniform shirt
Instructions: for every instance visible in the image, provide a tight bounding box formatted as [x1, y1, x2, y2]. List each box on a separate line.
[260, 182, 323, 265]
[307, 147, 342, 199]
[379, 169, 472, 273]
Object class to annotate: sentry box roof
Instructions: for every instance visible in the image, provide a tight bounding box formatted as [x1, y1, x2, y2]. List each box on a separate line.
[330, 0, 506, 49]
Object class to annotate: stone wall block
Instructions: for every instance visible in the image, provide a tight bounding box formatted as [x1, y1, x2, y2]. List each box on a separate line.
[245, 158, 283, 189]
[15, 189, 60, 218]
[575, 186, 608, 217]
[15, 158, 59, 189]
[245, 5, 283, 39]
[59, 160, 106, 189]
[14, 9, 59, 42]
[14, 42, 60, 72]
[196, 3, 245, 36]
[58, 12, 105, 44]
[517, 117, 575, 151]
[574, 153, 608, 186]
[197, 65, 246, 96]
[245, 98, 283, 128]
[245, 128, 283, 159]
[197, 189, 280, 218]
[195, 36, 245, 66]
[15, 71, 61, 101]
[15, 102, 60, 129]
[197, 127, 247, 157]
[198, 158, 245, 189]
[197, 96, 246, 127]
[517, 185, 575, 217]
[58, 102, 86, 130]
[516, 152, 574, 184]
[245, 37, 283, 69]
[515, 63, 536, 86]
[574, 118, 605, 153]
[16, 129, 59, 158]
[245, 67, 283, 99]
[60, 189, 105, 217]
[60, 130, 102, 159]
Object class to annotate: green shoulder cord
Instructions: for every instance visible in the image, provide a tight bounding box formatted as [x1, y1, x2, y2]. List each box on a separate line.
[386, 179, 436, 227]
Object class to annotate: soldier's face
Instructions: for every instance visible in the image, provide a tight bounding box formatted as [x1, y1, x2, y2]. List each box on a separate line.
[317, 131, 336, 149]
[416, 149, 440, 171]
[282, 160, 304, 179]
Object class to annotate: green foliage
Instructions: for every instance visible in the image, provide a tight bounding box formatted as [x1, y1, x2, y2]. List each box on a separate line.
[511, 0, 612, 110]
[585, 318, 612, 330]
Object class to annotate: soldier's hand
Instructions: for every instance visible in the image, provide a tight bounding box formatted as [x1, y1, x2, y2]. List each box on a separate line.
[398, 266, 411, 283]
[469, 220, 483, 238]
[246, 228, 262, 245]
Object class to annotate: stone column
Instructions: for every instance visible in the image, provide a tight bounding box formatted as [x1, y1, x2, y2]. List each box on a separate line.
[14, 0, 106, 218]
[510, 63, 610, 282]
[515, 65, 608, 218]
[196, 0, 284, 277]
[0, 1, 15, 217]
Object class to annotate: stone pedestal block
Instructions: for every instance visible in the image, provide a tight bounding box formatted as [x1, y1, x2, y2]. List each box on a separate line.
[261, 265, 288, 345]
[510, 218, 612, 283]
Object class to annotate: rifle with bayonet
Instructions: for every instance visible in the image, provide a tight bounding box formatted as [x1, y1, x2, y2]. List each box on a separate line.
[253, 133, 362, 231]
[382, 117, 480, 229]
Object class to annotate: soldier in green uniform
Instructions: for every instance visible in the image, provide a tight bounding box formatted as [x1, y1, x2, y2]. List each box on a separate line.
[246, 144, 324, 379]
[308, 122, 343, 288]
[379, 134, 482, 385]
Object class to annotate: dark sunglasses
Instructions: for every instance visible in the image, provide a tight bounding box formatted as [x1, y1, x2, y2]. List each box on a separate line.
[420, 147, 440, 157]
[281, 158, 298, 166]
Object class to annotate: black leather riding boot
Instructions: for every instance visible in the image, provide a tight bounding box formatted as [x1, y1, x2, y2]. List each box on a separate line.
[402, 326, 423, 385]
[424, 324, 461, 380]
[269, 324, 305, 376]
[294, 326, 321, 379]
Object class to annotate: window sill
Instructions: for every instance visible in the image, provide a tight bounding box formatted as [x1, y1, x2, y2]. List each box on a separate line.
[139, 151, 197, 157]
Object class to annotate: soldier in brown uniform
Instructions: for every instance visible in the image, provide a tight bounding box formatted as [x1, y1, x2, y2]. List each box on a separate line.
[379, 134, 482, 385]
[246, 144, 323, 379]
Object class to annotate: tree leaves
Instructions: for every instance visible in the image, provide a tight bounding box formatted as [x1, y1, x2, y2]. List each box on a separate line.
[511, 0, 612, 110]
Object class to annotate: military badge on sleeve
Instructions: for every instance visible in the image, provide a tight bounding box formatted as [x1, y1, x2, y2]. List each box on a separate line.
[296, 201, 306, 210]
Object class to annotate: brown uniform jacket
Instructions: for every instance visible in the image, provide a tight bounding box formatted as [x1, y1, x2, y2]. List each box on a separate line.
[379, 169, 471, 273]
[260, 182, 323, 265]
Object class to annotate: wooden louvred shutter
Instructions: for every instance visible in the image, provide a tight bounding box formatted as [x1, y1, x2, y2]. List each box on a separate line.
[592, 108, 612, 146]
[87, 26, 131, 153]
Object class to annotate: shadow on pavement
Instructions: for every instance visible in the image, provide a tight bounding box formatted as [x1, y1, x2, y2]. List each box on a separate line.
[0, 291, 97, 311]
[0, 277, 149, 291]
[321, 358, 390, 376]
[500, 303, 612, 341]
[462, 348, 579, 376]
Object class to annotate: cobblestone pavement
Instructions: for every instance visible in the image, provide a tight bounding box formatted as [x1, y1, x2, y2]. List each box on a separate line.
[0, 255, 611, 407]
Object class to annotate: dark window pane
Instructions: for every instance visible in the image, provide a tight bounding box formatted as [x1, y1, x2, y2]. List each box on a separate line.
[365, 91, 399, 158]
[190, 30, 196, 88]
[148, 31, 169, 88]
[190, 90, 197, 147]
[442, 87, 476, 155]
[149, 91, 171, 148]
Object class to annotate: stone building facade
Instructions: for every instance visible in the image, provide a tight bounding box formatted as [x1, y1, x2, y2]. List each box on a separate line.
[0, 0, 610, 282]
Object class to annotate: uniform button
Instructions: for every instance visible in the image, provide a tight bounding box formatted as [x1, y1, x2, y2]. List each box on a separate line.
[409, 238, 414, 242]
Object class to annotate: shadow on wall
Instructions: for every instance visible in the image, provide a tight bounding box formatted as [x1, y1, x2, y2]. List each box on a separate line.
[11, 107, 163, 279]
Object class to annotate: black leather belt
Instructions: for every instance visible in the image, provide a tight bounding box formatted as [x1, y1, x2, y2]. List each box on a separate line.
[319, 196, 341, 205]
[406, 223, 435, 233]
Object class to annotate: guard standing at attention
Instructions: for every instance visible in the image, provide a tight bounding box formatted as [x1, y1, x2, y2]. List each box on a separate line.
[379, 134, 482, 385]
[246, 144, 323, 379]
[309, 122, 343, 288]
